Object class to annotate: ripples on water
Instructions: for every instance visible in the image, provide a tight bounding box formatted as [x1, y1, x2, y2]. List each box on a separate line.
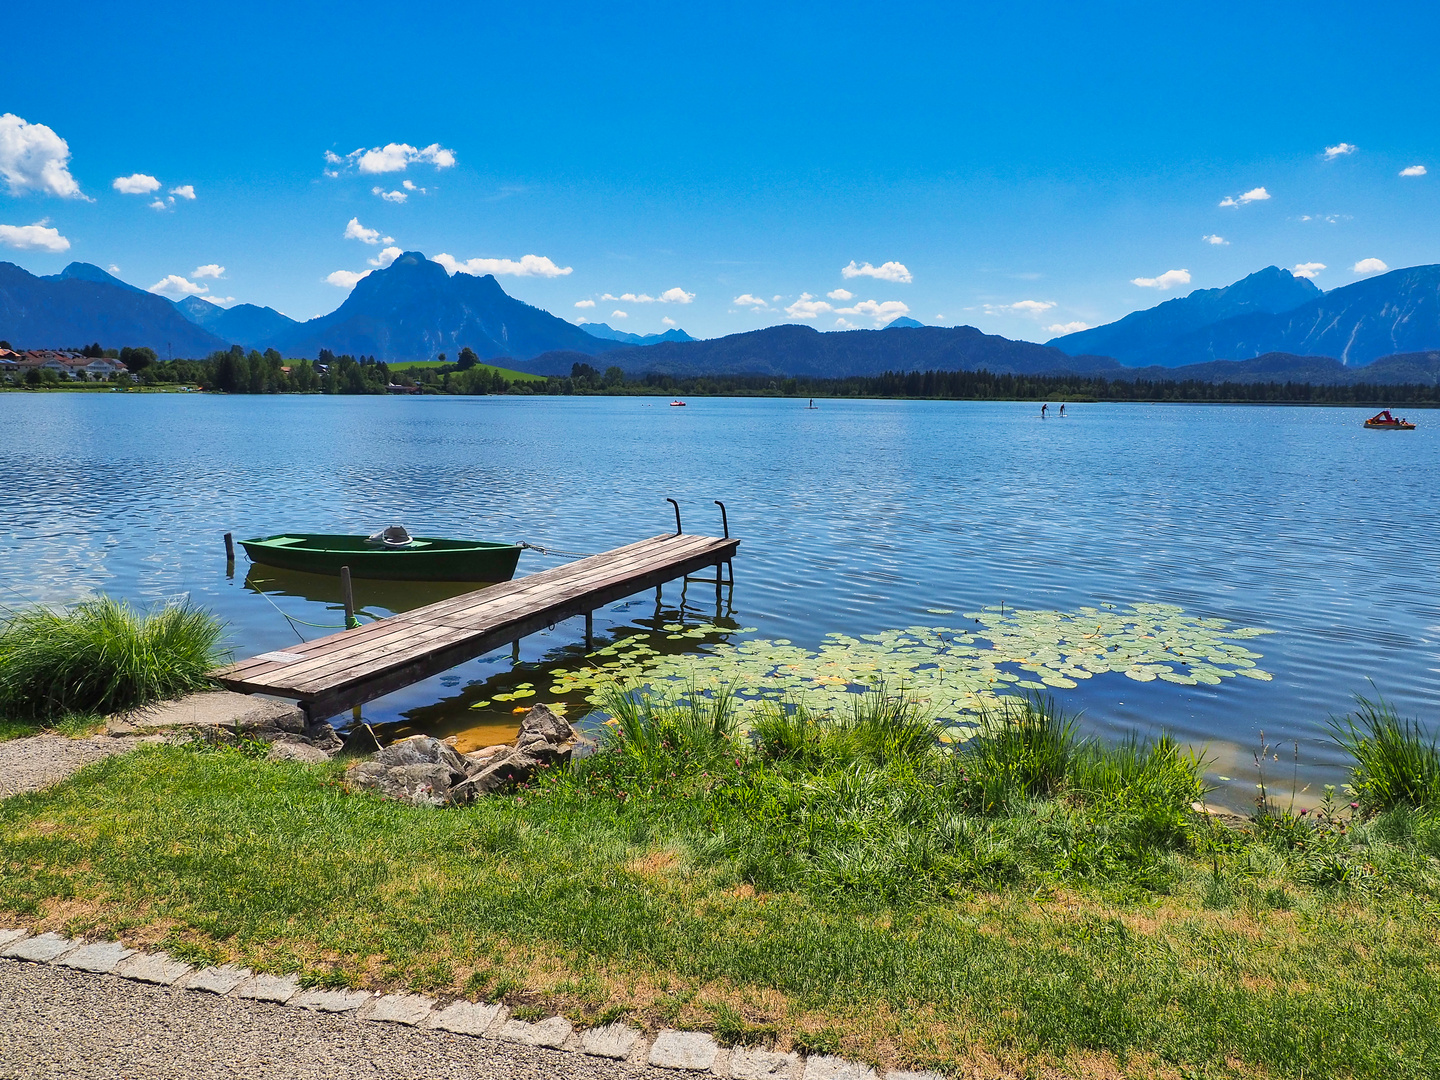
[2, 393, 1437, 805]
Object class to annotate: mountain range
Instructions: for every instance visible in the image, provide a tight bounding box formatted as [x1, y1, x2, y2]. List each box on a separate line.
[1049, 264, 1440, 368]
[4, 252, 1440, 384]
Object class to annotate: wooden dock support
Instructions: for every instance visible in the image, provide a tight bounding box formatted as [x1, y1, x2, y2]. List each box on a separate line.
[340, 566, 357, 630]
[585, 610, 594, 651]
[224, 532, 235, 561]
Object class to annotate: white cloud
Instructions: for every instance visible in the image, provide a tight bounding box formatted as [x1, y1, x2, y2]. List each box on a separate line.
[0, 114, 84, 198]
[169, 184, 195, 200]
[1131, 268, 1192, 290]
[834, 298, 911, 326]
[325, 269, 368, 288]
[1400, 165, 1427, 177]
[841, 260, 913, 283]
[835, 318, 852, 328]
[368, 246, 402, 268]
[612, 310, 628, 319]
[1291, 262, 1326, 280]
[661, 316, 676, 326]
[1008, 300, 1056, 315]
[113, 173, 161, 195]
[659, 287, 694, 304]
[345, 142, 457, 174]
[1203, 234, 1229, 245]
[733, 294, 769, 310]
[785, 293, 833, 319]
[324, 151, 344, 165]
[373, 186, 407, 203]
[199, 295, 237, 307]
[1045, 321, 1091, 336]
[191, 264, 225, 279]
[772, 295, 782, 302]
[148, 199, 168, 211]
[434, 252, 572, 278]
[402, 179, 417, 190]
[827, 288, 853, 301]
[603, 292, 654, 303]
[1352, 257, 1389, 275]
[1323, 142, 1357, 160]
[148, 274, 209, 298]
[574, 299, 596, 308]
[343, 217, 392, 245]
[599, 288, 694, 304]
[107, 263, 120, 273]
[1219, 187, 1270, 207]
[0, 221, 69, 252]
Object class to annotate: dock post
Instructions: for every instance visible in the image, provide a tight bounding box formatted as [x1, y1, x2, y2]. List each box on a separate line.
[340, 566, 358, 629]
[224, 532, 235, 561]
[585, 611, 594, 651]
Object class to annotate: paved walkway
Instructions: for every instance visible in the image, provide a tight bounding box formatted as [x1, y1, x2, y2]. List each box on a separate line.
[0, 960, 685, 1080]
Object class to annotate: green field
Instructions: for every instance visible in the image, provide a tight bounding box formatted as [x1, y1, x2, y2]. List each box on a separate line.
[386, 360, 545, 382]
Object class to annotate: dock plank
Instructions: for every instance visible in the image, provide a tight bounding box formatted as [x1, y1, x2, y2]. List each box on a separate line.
[215, 533, 737, 720]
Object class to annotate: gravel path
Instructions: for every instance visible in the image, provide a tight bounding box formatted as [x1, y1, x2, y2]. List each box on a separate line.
[0, 736, 138, 799]
[0, 960, 690, 1079]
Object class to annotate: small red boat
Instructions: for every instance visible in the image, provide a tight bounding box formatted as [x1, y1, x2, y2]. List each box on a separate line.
[1364, 409, 1415, 430]
[669, 400, 686, 407]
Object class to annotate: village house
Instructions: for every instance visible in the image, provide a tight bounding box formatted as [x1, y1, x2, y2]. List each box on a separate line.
[11, 351, 130, 379]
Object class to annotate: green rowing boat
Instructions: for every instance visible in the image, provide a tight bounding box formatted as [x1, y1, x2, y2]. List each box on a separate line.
[239, 532, 523, 582]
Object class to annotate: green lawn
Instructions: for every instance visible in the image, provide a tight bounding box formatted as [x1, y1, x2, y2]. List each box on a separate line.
[386, 360, 545, 382]
[2, 724, 1437, 1078]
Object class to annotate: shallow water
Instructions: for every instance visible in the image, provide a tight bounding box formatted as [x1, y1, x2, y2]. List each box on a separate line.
[2, 392, 1437, 806]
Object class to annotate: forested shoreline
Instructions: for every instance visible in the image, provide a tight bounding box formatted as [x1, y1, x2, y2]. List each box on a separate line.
[9, 344, 1440, 405]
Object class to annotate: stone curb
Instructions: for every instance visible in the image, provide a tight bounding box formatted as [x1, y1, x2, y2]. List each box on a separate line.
[0, 928, 916, 1078]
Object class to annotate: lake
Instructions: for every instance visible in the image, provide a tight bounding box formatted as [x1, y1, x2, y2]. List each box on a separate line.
[3, 392, 1436, 807]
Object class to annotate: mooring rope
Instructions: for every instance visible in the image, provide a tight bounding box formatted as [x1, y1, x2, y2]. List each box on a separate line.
[518, 541, 599, 558]
[253, 587, 366, 640]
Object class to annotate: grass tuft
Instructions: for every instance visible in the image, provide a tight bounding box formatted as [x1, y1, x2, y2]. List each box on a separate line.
[0, 597, 228, 721]
[1328, 694, 1440, 812]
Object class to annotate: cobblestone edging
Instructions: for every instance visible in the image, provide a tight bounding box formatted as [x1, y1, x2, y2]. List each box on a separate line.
[0, 928, 941, 1079]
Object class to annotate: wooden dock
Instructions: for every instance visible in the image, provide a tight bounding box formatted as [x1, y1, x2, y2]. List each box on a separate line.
[213, 532, 739, 722]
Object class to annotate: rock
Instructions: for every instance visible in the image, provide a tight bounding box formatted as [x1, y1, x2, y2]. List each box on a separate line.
[268, 742, 331, 765]
[1, 932, 80, 963]
[649, 1030, 720, 1071]
[495, 1015, 573, 1048]
[423, 1000, 506, 1036]
[121, 691, 304, 736]
[358, 993, 437, 1026]
[105, 718, 138, 737]
[0, 929, 28, 950]
[802, 1056, 877, 1080]
[461, 704, 578, 796]
[292, 987, 372, 1012]
[731, 1048, 801, 1079]
[184, 964, 252, 995]
[56, 941, 134, 973]
[235, 972, 301, 1003]
[115, 951, 193, 985]
[581, 1022, 641, 1059]
[345, 736, 472, 806]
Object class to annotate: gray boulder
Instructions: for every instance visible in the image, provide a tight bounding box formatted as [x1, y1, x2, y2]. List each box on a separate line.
[459, 704, 578, 796]
[346, 736, 470, 806]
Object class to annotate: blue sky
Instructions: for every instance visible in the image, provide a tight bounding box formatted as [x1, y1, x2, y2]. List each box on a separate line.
[3, 1, 1437, 342]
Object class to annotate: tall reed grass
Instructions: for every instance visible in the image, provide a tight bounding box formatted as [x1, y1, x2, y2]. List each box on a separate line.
[0, 597, 228, 720]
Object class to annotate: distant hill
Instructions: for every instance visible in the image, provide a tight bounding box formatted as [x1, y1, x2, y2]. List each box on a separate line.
[520, 323, 1125, 379]
[0, 262, 227, 356]
[581, 322, 696, 345]
[173, 295, 298, 350]
[273, 252, 622, 362]
[1120, 350, 1440, 386]
[1049, 266, 1322, 364]
[1051, 264, 1440, 368]
[885, 316, 926, 329]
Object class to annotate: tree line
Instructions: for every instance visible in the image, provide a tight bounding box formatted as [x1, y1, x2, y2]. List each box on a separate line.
[15, 346, 1440, 405]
